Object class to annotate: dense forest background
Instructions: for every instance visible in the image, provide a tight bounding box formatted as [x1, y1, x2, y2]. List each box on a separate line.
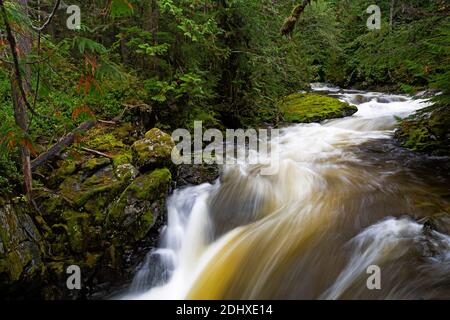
[0, 0, 449, 198]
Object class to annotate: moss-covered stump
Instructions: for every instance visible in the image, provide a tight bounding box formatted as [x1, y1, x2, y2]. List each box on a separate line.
[132, 128, 175, 170]
[395, 104, 450, 156]
[279, 93, 358, 123]
[108, 168, 172, 242]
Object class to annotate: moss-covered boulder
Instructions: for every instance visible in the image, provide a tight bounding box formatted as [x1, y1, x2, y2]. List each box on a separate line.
[108, 168, 172, 242]
[0, 203, 44, 289]
[131, 128, 175, 170]
[279, 93, 358, 123]
[395, 104, 450, 156]
[57, 163, 136, 220]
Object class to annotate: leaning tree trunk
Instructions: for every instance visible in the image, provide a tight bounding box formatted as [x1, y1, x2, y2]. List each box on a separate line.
[389, 0, 395, 30]
[281, 0, 311, 36]
[7, 0, 33, 202]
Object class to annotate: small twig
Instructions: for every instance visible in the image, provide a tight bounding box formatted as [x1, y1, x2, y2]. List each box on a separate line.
[80, 147, 113, 159]
[0, 56, 49, 65]
[97, 119, 117, 125]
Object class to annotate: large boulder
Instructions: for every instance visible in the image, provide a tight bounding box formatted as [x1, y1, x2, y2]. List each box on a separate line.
[108, 168, 172, 242]
[0, 203, 44, 295]
[395, 104, 450, 156]
[131, 128, 175, 170]
[279, 93, 358, 123]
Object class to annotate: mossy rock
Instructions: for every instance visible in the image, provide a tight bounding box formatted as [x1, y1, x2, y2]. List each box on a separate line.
[81, 157, 111, 173]
[58, 165, 132, 219]
[108, 168, 172, 242]
[61, 211, 90, 254]
[84, 126, 126, 152]
[396, 104, 450, 156]
[0, 204, 43, 284]
[49, 159, 78, 187]
[114, 123, 138, 145]
[131, 128, 175, 170]
[278, 93, 358, 123]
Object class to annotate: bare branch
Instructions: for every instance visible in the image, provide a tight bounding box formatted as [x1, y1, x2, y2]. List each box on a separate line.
[31, 0, 61, 32]
[80, 147, 113, 159]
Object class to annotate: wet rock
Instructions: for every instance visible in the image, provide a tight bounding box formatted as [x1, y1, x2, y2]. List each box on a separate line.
[1, 123, 179, 299]
[176, 164, 220, 187]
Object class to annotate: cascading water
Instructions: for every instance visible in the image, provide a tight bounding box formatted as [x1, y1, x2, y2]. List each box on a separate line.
[124, 84, 450, 300]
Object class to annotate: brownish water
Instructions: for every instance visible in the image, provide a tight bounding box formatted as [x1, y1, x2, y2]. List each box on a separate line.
[126, 87, 450, 300]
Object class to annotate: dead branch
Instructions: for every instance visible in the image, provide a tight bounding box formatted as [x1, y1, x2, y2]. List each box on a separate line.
[281, 0, 311, 37]
[80, 147, 113, 159]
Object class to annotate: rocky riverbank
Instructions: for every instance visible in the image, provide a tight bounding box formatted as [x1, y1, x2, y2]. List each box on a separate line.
[0, 123, 219, 299]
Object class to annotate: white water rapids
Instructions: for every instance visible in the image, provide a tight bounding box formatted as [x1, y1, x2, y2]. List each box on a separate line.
[123, 84, 450, 300]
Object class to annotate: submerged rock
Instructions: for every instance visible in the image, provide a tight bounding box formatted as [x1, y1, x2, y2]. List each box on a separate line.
[176, 164, 220, 187]
[278, 93, 357, 123]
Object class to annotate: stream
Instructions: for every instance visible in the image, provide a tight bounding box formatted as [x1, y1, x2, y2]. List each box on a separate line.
[122, 84, 450, 300]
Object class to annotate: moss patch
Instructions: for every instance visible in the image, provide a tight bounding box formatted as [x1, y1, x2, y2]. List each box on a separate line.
[396, 104, 450, 156]
[108, 168, 172, 242]
[279, 93, 357, 123]
[132, 128, 175, 169]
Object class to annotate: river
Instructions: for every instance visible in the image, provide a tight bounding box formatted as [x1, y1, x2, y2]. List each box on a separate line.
[122, 84, 450, 300]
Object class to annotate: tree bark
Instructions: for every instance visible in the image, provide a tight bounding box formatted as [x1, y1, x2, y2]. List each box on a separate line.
[281, 0, 311, 36]
[5, 0, 34, 202]
[389, 0, 395, 30]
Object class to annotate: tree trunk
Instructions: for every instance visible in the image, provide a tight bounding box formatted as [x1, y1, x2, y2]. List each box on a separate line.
[281, 0, 311, 36]
[9, 0, 33, 202]
[0, 0, 33, 203]
[389, 0, 395, 30]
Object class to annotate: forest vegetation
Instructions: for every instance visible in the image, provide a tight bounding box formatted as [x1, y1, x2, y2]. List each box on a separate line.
[0, 0, 448, 299]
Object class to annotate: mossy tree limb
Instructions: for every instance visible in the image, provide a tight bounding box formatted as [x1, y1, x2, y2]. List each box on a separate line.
[281, 0, 312, 37]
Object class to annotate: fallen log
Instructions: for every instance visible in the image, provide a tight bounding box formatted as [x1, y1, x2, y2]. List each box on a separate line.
[31, 120, 96, 171]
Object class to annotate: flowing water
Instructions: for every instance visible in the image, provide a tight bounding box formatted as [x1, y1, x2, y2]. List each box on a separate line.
[124, 84, 450, 300]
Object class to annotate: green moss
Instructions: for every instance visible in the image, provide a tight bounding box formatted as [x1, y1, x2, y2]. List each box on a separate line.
[133, 210, 154, 241]
[85, 252, 102, 268]
[107, 168, 171, 241]
[132, 128, 175, 169]
[278, 93, 358, 123]
[59, 165, 129, 214]
[49, 159, 78, 186]
[62, 211, 89, 253]
[85, 130, 125, 152]
[396, 104, 450, 155]
[81, 157, 111, 172]
[128, 168, 172, 200]
[114, 123, 135, 141]
[112, 152, 132, 168]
